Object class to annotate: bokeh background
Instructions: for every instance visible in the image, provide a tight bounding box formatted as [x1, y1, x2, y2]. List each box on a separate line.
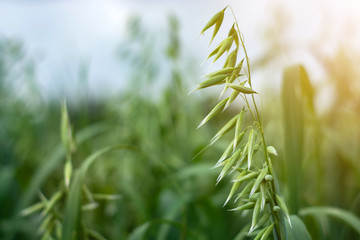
[1, 0, 360, 239]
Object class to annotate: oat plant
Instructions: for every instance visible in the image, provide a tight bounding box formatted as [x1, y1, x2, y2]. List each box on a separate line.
[20, 101, 124, 240]
[195, 6, 291, 240]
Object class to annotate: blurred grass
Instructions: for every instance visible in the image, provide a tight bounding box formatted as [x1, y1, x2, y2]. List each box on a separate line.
[0, 13, 360, 240]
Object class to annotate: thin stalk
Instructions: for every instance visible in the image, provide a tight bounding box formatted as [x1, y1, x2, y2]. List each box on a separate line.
[228, 5, 287, 239]
[242, 95, 257, 122]
[228, 6, 261, 124]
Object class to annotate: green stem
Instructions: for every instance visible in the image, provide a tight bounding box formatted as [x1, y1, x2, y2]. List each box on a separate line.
[242, 95, 257, 122]
[228, 5, 287, 240]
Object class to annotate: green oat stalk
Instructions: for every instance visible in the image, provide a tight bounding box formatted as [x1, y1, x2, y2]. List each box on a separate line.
[196, 6, 291, 240]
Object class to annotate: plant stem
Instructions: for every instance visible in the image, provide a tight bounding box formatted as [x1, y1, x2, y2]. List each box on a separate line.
[228, 5, 287, 239]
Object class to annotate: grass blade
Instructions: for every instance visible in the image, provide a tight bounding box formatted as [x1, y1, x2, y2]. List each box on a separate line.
[299, 206, 360, 236]
[285, 215, 312, 240]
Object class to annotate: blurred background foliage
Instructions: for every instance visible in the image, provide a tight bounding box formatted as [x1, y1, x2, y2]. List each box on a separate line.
[1, 3, 360, 240]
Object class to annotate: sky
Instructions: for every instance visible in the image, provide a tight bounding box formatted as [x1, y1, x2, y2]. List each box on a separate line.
[1, 0, 360, 101]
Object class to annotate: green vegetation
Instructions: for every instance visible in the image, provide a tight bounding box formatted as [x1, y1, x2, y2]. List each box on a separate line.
[0, 7, 360, 240]
[196, 6, 291, 239]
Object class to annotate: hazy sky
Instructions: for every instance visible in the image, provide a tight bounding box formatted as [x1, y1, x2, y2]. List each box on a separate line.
[1, 0, 359, 100]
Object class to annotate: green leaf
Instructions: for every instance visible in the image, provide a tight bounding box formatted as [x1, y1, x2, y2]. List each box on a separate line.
[205, 43, 222, 61]
[250, 198, 261, 232]
[40, 230, 52, 240]
[219, 60, 243, 98]
[217, 148, 242, 183]
[197, 97, 228, 128]
[197, 74, 228, 90]
[223, 50, 237, 68]
[260, 223, 275, 240]
[229, 201, 255, 212]
[20, 202, 45, 216]
[64, 159, 72, 188]
[210, 114, 239, 145]
[224, 65, 243, 96]
[254, 213, 270, 231]
[299, 206, 360, 236]
[224, 89, 240, 110]
[55, 220, 62, 239]
[227, 60, 244, 84]
[254, 223, 274, 240]
[234, 180, 254, 202]
[276, 194, 292, 227]
[61, 170, 82, 240]
[42, 190, 63, 216]
[92, 193, 122, 201]
[213, 36, 233, 62]
[215, 140, 236, 167]
[247, 129, 255, 169]
[39, 214, 53, 234]
[227, 83, 257, 94]
[282, 65, 306, 213]
[249, 167, 268, 197]
[81, 202, 99, 211]
[201, 10, 224, 34]
[204, 67, 236, 78]
[286, 215, 312, 240]
[224, 171, 247, 206]
[232, 171, 258, 183]
[253, 226, 267, 240]
[228, 24, 239, 46]
[259, 183, 267, 211]
[61, 100, 76, 154]
[210, 11, 225, 43]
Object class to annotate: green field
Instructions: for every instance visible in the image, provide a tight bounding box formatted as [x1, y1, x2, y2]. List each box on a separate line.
[1, 6, 360, 240]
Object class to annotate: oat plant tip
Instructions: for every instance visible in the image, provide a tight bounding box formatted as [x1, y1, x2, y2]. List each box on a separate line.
[195, 6, 291, 240]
